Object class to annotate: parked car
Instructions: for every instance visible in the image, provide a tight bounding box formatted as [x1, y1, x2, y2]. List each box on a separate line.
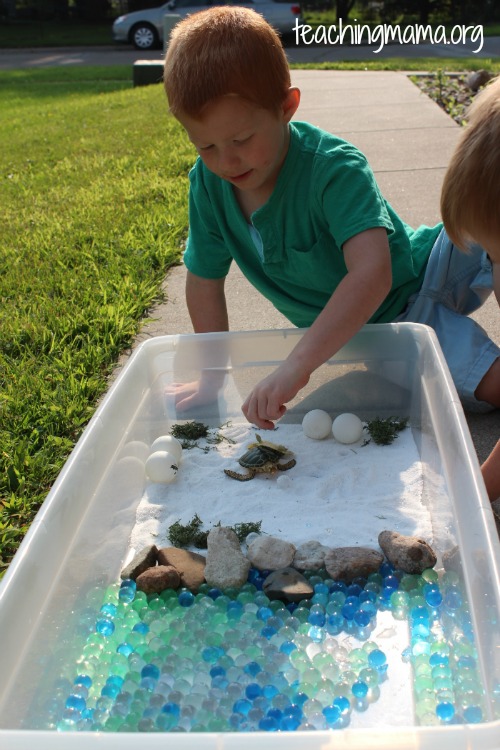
[112, 0, 303, 50]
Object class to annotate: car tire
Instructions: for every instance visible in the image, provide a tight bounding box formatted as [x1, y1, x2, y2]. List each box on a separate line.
[130, 23, 160, 50]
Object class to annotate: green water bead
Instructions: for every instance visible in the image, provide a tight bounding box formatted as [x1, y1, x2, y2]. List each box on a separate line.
[414, 675, 434, 694]
[421, 569, 439, 584]
[349, 648, 369, 667]
[290, 650, 312, 670]
[358, 668, 379, 687]
[414, 662, 432, 677]
[432, 665, 452, 680]
[442, 570, 460, 587]
[399, 575, 420, 592]
[430, 641, 451, 657]
[415, 695, 437, 719]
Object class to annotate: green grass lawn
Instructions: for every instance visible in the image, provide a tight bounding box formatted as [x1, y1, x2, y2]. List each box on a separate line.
[0, 67, 194, 576]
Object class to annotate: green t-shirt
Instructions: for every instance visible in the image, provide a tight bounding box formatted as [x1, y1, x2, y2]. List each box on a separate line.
[184, 121, 441, 327]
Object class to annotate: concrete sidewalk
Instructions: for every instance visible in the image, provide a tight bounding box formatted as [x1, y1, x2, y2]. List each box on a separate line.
[121, 69, 499, 467]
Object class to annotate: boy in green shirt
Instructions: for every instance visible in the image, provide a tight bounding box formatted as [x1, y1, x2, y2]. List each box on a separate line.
[163, 6, 499, 430]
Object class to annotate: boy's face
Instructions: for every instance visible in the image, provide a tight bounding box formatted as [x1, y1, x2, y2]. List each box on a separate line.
[178, 91, 299, 203]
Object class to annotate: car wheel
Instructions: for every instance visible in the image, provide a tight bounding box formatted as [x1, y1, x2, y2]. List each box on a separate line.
[131, 23, 159, 50]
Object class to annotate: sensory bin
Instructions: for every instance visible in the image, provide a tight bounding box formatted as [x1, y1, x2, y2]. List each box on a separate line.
[0, 324, 499, 750]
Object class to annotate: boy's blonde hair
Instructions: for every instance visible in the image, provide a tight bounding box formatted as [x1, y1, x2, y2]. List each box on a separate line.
[441, 76, 500, 251]
[164, 6, 291, 118]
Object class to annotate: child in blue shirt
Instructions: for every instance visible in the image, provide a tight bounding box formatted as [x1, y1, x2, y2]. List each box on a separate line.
[163, 6, 499, 431]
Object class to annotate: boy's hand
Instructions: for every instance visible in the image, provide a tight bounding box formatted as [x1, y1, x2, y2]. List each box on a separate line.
[242, 361, 310, 429]
[166, 371, 226, 413]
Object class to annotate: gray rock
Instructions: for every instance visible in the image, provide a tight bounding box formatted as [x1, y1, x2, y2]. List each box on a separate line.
[157, 547, 206, 592]
[247, 535, 296, 571]
[136, 564, 180, 594]
[466, 70, 492, 92]
[120, 544, 158, 580]
[204, 527, 250, 589]
[324, 546, 383, 582]
[263, 567, 314, 603]
[293, 540, 329, 571]
[378, 530, 437, 574]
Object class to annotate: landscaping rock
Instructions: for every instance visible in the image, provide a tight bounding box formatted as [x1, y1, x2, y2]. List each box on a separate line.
[157, 547, 206, 592]
[378, 530, 437, 574]
[324, 546, 383, 582]
[293, 540, 329, 570]
[466, 69, 492, 92]
[136, 564, 180, 594]
[247, 535, 296, 571]
[204, 527, 250, 589]
[120, 544, 158, 580]
[263, 567, 314, 602]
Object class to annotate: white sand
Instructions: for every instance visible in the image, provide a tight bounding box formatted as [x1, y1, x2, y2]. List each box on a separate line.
[130, 421, 432, 553]
[126, 421, 432, 729]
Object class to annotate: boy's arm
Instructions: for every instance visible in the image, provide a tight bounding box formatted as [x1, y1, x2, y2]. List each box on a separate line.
[167, 271, 229, 412]
[186, 271, 229, 332]
[242, 227, 393, 429]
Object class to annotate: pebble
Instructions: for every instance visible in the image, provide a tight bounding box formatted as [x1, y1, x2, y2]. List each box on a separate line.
[263, 567, 314, 602]
[247, 535, 296, 571]
[324, 547, 384, 582]
[135, 564, 180, 594]
[378, 530, 437, 574]
[157, 547, 206, 592]
[204, 527, 251, 589]
[120, 544, 158, 581]
[293, 540, 329, 571]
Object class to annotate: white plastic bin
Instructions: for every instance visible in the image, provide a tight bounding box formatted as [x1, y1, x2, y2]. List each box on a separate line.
[0, 323, 499, 749]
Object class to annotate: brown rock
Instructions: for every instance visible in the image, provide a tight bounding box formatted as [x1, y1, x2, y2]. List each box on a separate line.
[378, 530, 437, 574]
[324, 547, 384, 582]
[157, 547, 206, 592]
[120, 544, 158, 580]
[136, 565, 180, 594]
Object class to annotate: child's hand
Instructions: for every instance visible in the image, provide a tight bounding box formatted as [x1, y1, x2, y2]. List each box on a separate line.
[242, 361, 310, 429]
[166, 371, 226, 413]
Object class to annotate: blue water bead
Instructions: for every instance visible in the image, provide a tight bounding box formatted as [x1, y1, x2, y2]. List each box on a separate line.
[341, 598, 359, 621]
[379, 562, 395, 577]
[261, 626, 278, 640]
[210, 665, 226, 678]
[96, 618, 115, 637]
[116, 642, 134, 657]
[308, 625, 325, 643]
[444, 588, 463, 611]
[246, 683, 263, 700]
[257, 606, 273, 622]
[359, 590, 377, 603]
[436, 701, 455, 722]
[308, 605, 326, 627]
[227, 601, 244, 619]
[368, 649, 387, 672]
[263, 684, 279, 700]
[457, 656, 476, 670]
[463, 705, 483, 723]
[383, 575, 399, 590]
[430, 653, 449, 667]
[207, 587, 223, 600]
[65, 694, 86, 713]
[259, 716, 279, 731]
[101, 683, 121, 699]
[333, 696, 351, 716]
[141, 664, 160, 681]
[234, 699, 252, 716]
[346, 584, 363, 597]
[74, 675, 92, 689]
[280, 640, 297, 655]
[323, 704, 341, 724]
[329, 581, 347, 594]
[280, 714, 301, 731]
[352, 681, 369, 699]
[133, 621, 149, 635]
[244, 661, 262, 677]
[178, 590, 195, 607]
[411, 605, 430, 623]
[314, 582, 330, 596]
[353, 610, 371, 627]
[423, 584, 443, 608]
[100, 603, 117, 617]
[326, 613, 344, 635]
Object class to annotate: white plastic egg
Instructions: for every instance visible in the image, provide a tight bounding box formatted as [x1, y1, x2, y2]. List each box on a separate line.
[150, 435, 183, 463]
[302, 409, 333, 440]
[332, 413, 364, 444]
[145, 451, 179, 483]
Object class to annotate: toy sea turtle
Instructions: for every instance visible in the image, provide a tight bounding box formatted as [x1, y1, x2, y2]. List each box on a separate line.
[224, 434, 296, 482]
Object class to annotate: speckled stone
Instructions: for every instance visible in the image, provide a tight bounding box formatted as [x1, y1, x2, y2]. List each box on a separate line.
[324, 546, 384, 582]
[293, 540, 329, 571]
[204, 527, 250, 589]
[247, 535, 296, 571]
[378, 530, 437, 574]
